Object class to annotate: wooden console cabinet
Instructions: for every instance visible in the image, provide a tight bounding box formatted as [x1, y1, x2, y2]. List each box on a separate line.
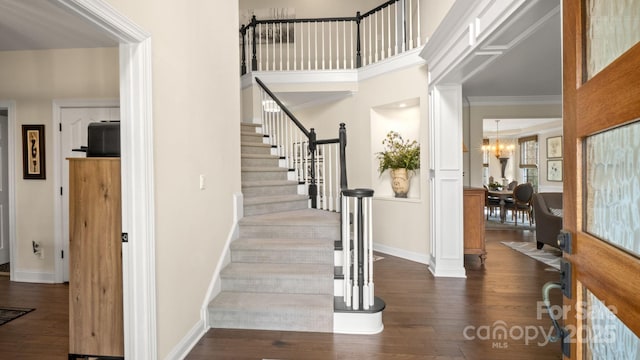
[463, 187, 486, 264]
[68, 158, 123, 358]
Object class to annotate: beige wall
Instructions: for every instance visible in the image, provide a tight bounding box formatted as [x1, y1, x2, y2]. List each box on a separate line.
[0, 47, 119, 276]
[296, 63, 431, 260]
[467, 103, 563, 189]
[105, 0, 242, 357]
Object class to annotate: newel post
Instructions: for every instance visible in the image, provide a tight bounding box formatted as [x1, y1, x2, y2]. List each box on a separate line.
[251, 15, 258, 71]
[308, 128, 318, 208]
[240, 25, 247, 75]
[339, 123, 348, 191]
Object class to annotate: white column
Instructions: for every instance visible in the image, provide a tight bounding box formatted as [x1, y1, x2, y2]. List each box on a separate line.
[428, 85, 466, 278]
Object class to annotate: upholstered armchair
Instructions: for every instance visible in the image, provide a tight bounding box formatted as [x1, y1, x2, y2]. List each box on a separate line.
[532, 193, 563, 249]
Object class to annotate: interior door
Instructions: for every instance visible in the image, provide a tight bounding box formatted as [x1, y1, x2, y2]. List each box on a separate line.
[0, 115, 9, 266]
[563, 0, 640, 358]
[60, 107, 120, 281]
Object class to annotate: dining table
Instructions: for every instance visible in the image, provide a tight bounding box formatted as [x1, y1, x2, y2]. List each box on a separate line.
[487, 189, 514, 223]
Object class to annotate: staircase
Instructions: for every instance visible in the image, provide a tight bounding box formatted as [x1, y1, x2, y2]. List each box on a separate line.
[207, 122, 339, 332]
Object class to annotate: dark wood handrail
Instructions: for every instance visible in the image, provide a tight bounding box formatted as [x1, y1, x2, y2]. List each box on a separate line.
[254, 77, 311, 138]
[254, 78, 349, 208]
[360, 0, 401, 18]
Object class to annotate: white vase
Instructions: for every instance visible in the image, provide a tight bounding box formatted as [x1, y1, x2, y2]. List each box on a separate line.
[390, 168, 410, 198]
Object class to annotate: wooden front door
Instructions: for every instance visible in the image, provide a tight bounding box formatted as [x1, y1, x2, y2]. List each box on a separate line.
[563, 0, 640, 358]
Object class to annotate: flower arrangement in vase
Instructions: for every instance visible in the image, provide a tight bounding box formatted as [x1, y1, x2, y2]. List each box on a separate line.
[376, 131, 420, 197]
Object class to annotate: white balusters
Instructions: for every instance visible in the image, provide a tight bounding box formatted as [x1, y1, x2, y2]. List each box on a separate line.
[242, 1, 427, 74]
[307, 22, 311, 70]
[341, 189, 375, 310]
[342, 195, 351, 307]
[387, 6, 391, 58]
[366, 196, 374, 307]
[408, 0, 414, 49]
[416, 0, 421, 46]
[351, 21, 355, 69]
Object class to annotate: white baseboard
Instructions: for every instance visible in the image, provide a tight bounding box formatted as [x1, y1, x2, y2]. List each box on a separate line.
[373, 243, 429, 265]
[163, 318, 207, 360]
[12, 270, 56, 283]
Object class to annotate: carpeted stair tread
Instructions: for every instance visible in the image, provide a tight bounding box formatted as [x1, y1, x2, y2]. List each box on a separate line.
[241, 143, 272, 149]
[208, 292, 333, 332]
[242, 166, 289, 173]
[242, 179, 298, 187]
[240, 208, 340, 226]
[243, 194, 308, 205]
[230, 237, 334, 264]
[241, 153, 280, 159]
[222, 262, 333, 278]
[241, 122, 261, 128]
[232, 237, 334, 250]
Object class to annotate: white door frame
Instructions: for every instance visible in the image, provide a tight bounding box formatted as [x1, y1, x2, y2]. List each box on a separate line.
[57, 0, 157, 358]
[0, 101, 17, 282]
[53, 98, 120, 284]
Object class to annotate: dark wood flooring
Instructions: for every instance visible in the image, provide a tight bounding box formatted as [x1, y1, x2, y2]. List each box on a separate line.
[0, 229, 562, 359]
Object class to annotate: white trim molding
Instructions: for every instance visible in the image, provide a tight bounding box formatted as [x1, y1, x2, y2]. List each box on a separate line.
[0, 100, 17, 282]
[56, 1, 156, 359]
[428, 85, 466, 278]
[373, 243, 429, 265]
[466, 95, 562, 106]
[420, 0, 559, 91]
[52, 98, 120, 284]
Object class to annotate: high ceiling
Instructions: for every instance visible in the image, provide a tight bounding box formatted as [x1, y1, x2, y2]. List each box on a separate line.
[0, 0, 562, 108]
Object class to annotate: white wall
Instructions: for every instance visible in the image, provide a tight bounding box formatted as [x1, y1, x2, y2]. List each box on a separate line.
[102, 1, 242, 358]
[0, 47, 119, 280]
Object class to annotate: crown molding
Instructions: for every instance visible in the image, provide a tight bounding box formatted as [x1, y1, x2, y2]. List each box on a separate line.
[466, 95, 562, 106]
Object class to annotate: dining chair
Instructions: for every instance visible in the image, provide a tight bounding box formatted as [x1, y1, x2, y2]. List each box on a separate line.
[483, 186, 501, 220]
[506, 183, 534, 225]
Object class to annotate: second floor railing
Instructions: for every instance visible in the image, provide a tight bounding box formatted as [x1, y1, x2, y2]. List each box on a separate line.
[240, 0, 423, 74]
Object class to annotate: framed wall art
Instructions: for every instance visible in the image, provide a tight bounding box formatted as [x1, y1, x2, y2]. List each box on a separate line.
[22, 125, 46, 180]
[546, 136, 563, 158]
[547, 159, 563, 182]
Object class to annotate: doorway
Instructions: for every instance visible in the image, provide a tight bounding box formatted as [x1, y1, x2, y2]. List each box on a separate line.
[54, 102, 120, 282]
[0, 110, 9, 271]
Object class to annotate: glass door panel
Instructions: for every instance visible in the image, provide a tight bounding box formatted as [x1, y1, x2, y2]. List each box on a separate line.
[585, 119, 640, 257]
[584, 288, 640, 359]
[585, 0, 640, 80]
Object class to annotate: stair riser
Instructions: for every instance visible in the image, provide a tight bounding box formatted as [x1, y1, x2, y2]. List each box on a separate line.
[242, 184, 298, 197]
[241, 144, 272, 155]
[231, 249, 333, 264]
[241, 134, 267, 143]
[243, 199, 309, 216]
[241, 157, 280, 167]
[221, 277, 333, 294]
[242, 171, 290, 182]
[239, 224, 340, 240]
[208, 309, 332, 333]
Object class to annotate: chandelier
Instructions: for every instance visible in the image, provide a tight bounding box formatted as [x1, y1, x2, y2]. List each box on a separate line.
[482, 120, 514, 159]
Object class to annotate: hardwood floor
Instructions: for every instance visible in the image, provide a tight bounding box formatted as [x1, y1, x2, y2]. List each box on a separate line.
[0, 278, 68, 359]
[0, 229, 562, 359]
[188, 228, 562, 360]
